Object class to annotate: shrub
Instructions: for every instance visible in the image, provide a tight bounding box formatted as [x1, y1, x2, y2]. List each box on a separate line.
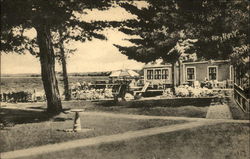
[175, 85, 214, 97]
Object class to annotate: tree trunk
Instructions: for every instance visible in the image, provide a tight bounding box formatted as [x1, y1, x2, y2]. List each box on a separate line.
[36, 25, 62, 114]
[59, 42, 71, 100]
[171, 62, 176, 95]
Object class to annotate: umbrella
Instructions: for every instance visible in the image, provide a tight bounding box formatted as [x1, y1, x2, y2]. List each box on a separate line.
[109, 69, 139, 77]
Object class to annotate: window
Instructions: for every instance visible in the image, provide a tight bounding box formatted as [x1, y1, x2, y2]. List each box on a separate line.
[155, 69, 161, 79]
[186, 67, 195, 81]
[208, 66, 217, 80]
[147, 70, 153, 80]
[162, 69, 169, 79]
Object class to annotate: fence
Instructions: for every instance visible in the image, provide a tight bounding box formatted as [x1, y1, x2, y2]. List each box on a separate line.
[0, 91, 45, 103]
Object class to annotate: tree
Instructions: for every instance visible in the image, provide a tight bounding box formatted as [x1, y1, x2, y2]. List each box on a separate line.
[115, 1, 197, 93]
[115, 0, 249, 92]
[169, 38, 198, 85]
[182, 0, 249, 87]
[52, 21, 109, 101]
[187, 0, 249, 61]
[1, 0, 114, 114]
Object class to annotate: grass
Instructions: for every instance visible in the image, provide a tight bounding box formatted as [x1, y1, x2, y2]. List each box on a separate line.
[0, 112, 185, 152]
[19, 122, 250, 159]
[1, 101, 248, 158]
[85, 100, 209, 118]
[56, 100, 209, 118]
[87, 105, 209, 118]
[1, 100, 209, 120]
[0, 108, 54, 126]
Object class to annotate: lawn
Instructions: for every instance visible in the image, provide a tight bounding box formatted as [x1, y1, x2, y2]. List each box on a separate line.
[19, 122, 250, 159]
[62, 100, 209, 118]
[1, 100, 209, 120]
[1, 101, 248, 159]
[87, 105, 209, 118]
[0, 112, 185, 152]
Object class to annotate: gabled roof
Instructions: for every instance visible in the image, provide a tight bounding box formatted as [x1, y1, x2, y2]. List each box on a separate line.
[144, 59, 171, 68]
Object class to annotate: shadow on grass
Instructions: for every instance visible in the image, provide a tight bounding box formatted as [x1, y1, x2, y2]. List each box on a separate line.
[27, 106, 46, 110]
[95, 97, 213, 108]
[0, 108, 73, 129]
[95, 100, 120, 107]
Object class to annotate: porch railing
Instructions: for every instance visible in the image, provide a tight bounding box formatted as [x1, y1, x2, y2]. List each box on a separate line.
[234, 84, 250, 112]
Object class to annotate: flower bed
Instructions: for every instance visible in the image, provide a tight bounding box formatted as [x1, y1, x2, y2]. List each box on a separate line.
[71, 88, 113, 100]
[175, 85, 214, 97]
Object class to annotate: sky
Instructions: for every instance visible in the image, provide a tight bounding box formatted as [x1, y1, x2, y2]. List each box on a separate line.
[1, 3, 147, 74]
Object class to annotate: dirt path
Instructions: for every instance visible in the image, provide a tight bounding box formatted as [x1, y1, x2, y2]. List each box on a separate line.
[1, 121, 216, 159]
[206, 104, 233, 119]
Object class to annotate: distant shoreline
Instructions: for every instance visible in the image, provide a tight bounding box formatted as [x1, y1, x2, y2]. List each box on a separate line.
[1, 76, 41, 78]
[1, 76, 109, 78]
[1, 70, 141, 78]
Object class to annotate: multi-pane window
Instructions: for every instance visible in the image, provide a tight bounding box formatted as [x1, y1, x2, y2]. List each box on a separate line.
[147, 70, 153, 79]
[162, 69, 169, 79]
[155, 69, 161, 79]
[186, 67, 195, 80]
[208, 67, 217, 80]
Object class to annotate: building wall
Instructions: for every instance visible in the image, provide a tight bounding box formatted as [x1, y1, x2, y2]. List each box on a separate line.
[182, 61, 231, 83]
[183, 63, 207, 82]
[143, 60, 232, 87]
[144, 66, 173, 85]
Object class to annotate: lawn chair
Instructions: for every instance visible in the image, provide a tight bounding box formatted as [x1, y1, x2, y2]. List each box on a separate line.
[222, 80, 227, 89]
[217, 80, 227, 89]
[112, 83, 128, 101]
[212, 80, 218, 88]
[133, 82, 150, 96]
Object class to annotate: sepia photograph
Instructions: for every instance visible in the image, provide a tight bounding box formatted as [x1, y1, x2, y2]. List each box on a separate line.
[0, 0, 249, 159]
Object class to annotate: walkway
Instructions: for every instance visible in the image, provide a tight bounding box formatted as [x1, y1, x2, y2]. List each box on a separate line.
[206, 104, 232, 119]
[82, 111, 247, 123]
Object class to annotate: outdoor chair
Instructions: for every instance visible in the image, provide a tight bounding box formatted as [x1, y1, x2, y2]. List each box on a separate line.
[216, 80, 227, 89]
[158, 84, 164, 89]
[194, 81, 200, 88]
[222, 80, 227, 89]
[212, 80, 218, 88]
[227, 80, 233, 88]
[133, 82, 150, 96]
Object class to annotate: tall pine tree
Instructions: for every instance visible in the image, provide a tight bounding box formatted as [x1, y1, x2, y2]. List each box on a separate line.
[115, 0, 249, 92]
[1, 0, 115, 114]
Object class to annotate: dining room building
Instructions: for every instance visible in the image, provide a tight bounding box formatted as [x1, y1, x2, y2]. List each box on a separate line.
[143, 59, 233, 89]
